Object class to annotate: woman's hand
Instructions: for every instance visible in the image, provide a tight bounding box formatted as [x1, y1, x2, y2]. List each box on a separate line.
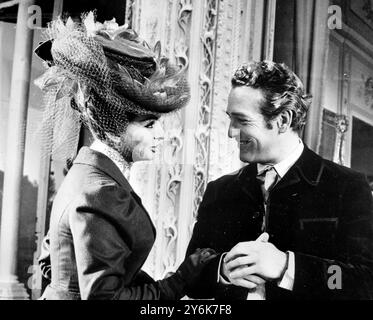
[176, 248, 217, 286]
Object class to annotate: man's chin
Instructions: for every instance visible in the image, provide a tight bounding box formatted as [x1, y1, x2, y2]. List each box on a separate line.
[239, 153, 255, 163]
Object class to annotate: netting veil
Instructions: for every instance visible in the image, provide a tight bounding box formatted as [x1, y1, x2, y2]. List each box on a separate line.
[34, 12, 190, 164]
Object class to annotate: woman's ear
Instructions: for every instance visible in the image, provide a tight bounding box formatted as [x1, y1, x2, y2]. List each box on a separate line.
[276, 109, 293, 133]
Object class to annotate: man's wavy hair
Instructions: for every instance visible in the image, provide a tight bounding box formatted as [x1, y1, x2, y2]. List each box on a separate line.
[231, 61, 312, 133]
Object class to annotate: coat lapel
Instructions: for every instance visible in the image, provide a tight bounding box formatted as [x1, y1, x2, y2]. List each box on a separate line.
[73, 147, 156, 237]
[274, 145, 325, 192]
[237, 164, 264, 206]
[74, 147, 131, 189]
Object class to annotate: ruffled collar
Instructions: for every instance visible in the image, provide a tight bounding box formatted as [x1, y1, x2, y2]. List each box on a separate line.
[90, 140, 130, 176]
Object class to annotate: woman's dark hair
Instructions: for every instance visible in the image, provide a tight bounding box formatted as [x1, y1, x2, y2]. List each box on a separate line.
[231, 61, 312, 132]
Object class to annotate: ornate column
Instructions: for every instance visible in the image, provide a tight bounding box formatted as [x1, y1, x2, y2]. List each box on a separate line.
[0, 0, 35, 300]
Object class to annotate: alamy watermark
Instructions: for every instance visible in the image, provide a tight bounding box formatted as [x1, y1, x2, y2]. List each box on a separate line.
[328, 5, 343, 30]
[27, 5, 42, 30]
[328, 265, 342, 290]
[26, 4, 343, 31]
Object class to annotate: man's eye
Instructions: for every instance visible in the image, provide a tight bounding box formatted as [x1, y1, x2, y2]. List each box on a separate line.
[145, 121, 155, 129]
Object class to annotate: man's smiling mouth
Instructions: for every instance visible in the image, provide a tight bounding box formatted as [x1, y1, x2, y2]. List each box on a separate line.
[239, 139, 253, 146]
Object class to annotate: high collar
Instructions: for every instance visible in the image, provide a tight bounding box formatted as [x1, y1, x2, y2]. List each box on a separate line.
[73, 147, 133, 191]
[238, 145, 325, 193]
[89, 140, 130, 175]
[291, 145, 325, 186]
[257, 140, 304, 179]
[73, 146, 156, 238]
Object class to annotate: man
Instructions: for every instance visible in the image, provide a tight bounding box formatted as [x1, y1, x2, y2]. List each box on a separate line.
[185, 61, 373, 300]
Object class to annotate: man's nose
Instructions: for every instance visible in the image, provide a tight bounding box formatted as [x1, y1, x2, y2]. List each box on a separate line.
[228, 122, 233, 138]
[228, 123, 239, 139]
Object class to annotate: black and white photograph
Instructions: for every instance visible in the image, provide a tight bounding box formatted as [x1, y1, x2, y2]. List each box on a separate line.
[0, 0, 373, 305]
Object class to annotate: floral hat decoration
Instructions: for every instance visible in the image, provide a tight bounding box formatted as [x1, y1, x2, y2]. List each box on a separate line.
[34, 12, 190, 162]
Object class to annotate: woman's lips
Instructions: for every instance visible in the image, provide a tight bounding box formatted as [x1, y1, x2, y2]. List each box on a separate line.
[151, 145, 158, 153]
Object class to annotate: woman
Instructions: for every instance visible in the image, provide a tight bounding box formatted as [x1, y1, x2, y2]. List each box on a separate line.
[35, 13, 215, 300]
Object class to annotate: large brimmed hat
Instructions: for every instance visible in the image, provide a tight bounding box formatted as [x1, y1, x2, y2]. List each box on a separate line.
[34, 12, 190, 162]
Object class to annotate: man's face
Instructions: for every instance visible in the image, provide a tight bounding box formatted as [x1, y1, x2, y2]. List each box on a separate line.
[226, 86, 279, 164]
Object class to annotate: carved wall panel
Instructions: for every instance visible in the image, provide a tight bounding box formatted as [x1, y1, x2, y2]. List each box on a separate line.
[127, 0, 196, 279]
[191, 0, 219, 231]
[208, 0, 271, 182]
[126, 0, 271, 280]
[208, 0, 243, 183]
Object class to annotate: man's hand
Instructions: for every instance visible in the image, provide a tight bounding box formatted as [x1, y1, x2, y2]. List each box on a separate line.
[220, 233, 268, 289]
[221, 256, 266, 289]
[223, 233, 287, 287]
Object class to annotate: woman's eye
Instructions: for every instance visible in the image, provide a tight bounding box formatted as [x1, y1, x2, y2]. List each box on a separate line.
[145, 120, 155, 129]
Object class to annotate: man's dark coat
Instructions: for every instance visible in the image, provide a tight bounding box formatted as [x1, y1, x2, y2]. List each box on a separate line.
[186, 146, 373, 299]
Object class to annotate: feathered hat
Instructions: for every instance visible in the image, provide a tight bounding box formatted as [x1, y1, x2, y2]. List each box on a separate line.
[34, 12, 190, 162]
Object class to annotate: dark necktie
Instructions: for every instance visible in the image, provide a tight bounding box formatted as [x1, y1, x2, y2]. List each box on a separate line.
[256, 166, 279, 232]
[256, 166, 279, 202]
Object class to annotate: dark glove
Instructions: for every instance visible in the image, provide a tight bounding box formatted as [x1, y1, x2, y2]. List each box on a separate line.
[177, 248, 217, 284]
[158, 248, 217, 300]
[38, 232, 52, 281]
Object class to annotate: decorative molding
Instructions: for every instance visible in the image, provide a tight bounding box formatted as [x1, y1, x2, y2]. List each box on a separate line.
[157, 0, 192, 278]
[175, 0, 193, 68]
[131, 0, 192, 279]
[208, 0, 244, 183]
[127, 0, 271, 281]
[319, 109, 349, 166]
[191, 0, 219, 231]
[334, 114, 349, 166]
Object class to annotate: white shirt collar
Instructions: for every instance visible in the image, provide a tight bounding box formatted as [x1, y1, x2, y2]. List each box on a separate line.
[257, 140, 304, 179]
[90, 140, 130, 176]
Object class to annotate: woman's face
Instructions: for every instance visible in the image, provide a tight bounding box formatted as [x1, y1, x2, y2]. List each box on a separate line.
[121, 115, 165, 162]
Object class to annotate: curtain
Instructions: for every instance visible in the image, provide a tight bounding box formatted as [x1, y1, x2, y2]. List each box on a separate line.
[274, 0, 330, 152]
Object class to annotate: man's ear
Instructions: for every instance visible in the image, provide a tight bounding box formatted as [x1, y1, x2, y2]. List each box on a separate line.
[276, 109, 293, 133]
